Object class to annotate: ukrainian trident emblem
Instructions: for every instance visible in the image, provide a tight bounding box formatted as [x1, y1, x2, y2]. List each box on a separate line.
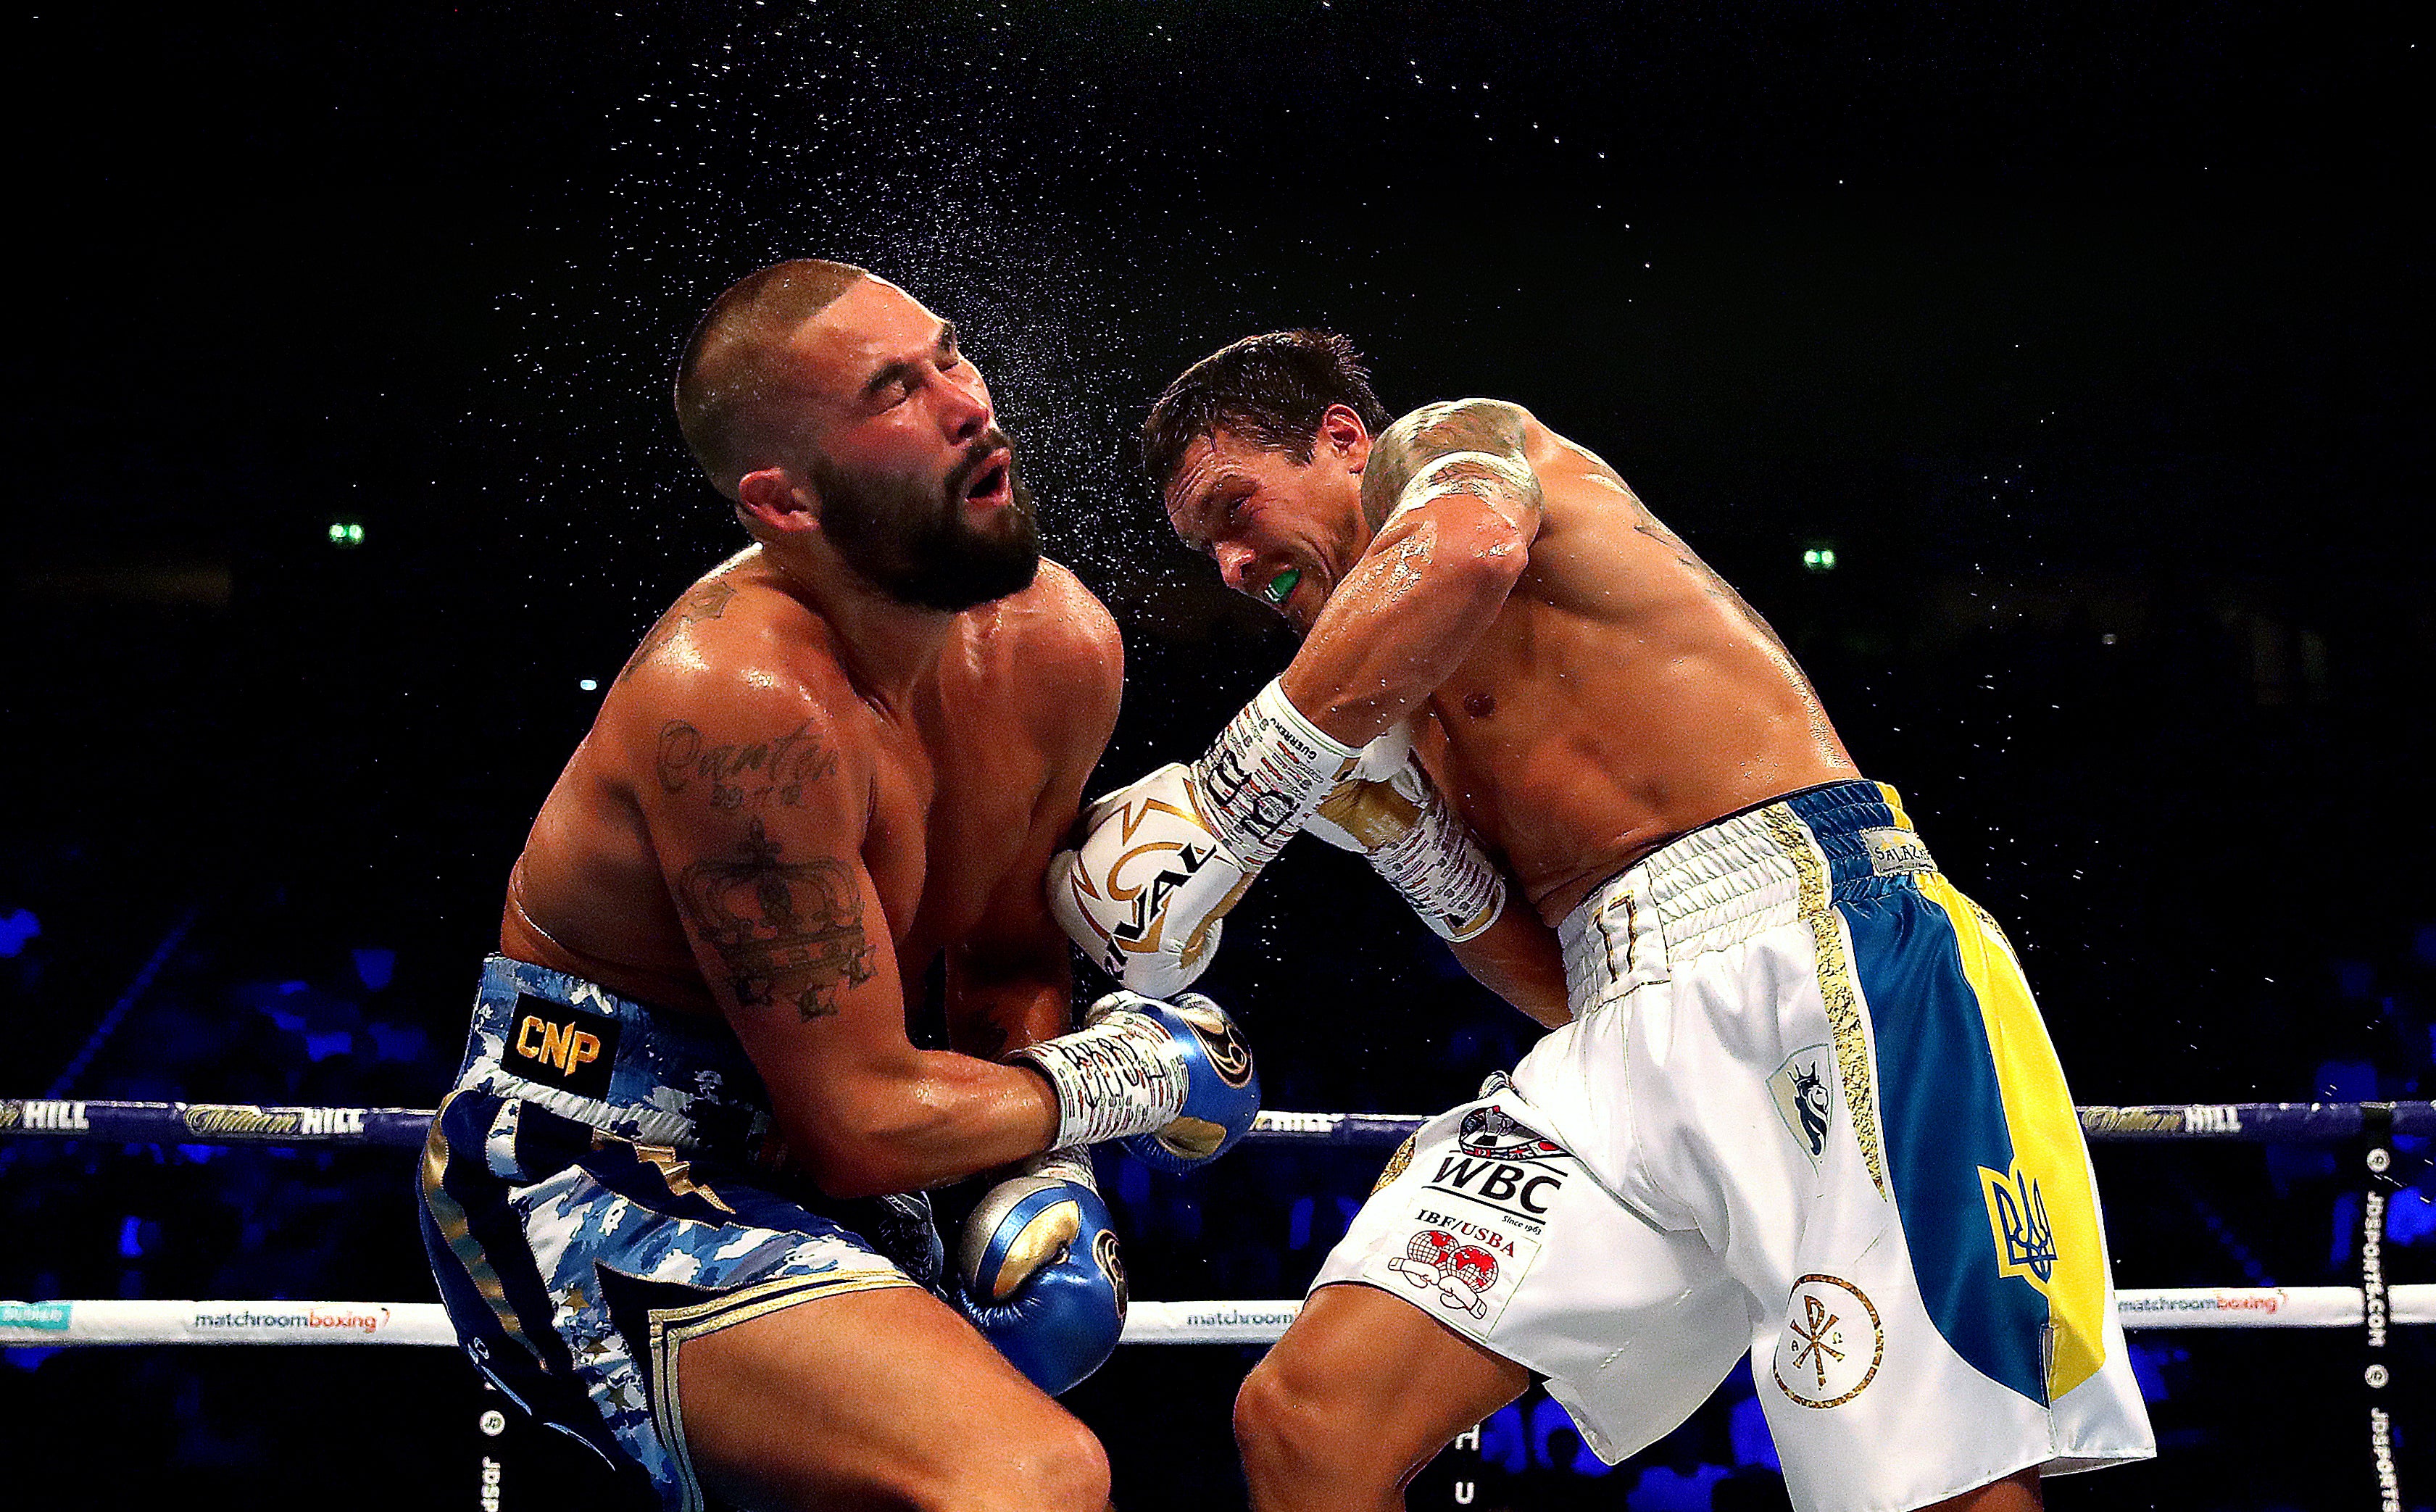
[1978, 1160, 2058, 1287]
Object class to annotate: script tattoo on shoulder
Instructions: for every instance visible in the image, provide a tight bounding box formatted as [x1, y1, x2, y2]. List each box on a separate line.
[618, 578, 740, 684]
[674, 818, 876, 1021]
[656, 720, 839, 809]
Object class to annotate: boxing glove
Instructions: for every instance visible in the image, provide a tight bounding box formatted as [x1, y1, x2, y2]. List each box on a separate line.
[956, 1147, 1126, 1396]
[1012, 990, 1260, 1173]
[1050, 678, 1363, 994]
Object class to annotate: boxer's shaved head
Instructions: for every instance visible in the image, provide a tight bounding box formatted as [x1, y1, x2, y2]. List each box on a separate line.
[676, 258, 872, 499]
[1141, 330, 1392, 494]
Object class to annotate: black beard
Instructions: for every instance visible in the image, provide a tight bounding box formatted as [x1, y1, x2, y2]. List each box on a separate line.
[811, 435, 1041, 612]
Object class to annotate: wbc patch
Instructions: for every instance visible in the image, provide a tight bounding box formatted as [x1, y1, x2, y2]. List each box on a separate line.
[506, 993, 620, 1100]
[1422, 1105, 1574, 1225]
[1374, 1099, 1576, 1332]
[1455, 1105, 1568, 1162]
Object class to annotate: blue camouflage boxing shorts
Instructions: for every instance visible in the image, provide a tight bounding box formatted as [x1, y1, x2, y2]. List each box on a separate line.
[418, 956, 946, 1511]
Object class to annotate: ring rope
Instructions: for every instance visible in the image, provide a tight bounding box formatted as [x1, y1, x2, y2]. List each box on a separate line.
[7, 1289, 2431, 1349]
[8, 1097, 2422, 1500]
[4, 1099, 2429, 1150]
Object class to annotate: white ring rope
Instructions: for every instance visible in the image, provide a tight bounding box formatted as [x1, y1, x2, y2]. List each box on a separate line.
[6, 1288, 2431, 1349]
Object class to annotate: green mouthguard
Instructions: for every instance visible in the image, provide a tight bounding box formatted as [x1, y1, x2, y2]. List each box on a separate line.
[1263, 569, 1301, 605]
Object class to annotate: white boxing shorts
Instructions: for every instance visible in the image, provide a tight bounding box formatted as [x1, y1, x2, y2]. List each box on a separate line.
[1314, 780, 2155, 1512]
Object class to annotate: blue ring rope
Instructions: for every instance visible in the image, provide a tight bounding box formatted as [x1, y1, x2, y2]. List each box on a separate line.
[1, 1098, 2427, 1150]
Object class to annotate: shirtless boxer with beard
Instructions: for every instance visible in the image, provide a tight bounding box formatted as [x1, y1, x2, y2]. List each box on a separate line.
[1052, 331, 2152, 1512]
[418, 262, 1260, 1512]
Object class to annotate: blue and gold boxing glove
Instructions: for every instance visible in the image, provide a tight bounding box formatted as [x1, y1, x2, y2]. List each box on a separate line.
[1013, 990, 1261, 1174]
[955, 1147, 1126, 1396]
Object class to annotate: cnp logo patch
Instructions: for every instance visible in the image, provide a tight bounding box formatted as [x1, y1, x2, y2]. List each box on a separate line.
[507, 994, 619, 1100]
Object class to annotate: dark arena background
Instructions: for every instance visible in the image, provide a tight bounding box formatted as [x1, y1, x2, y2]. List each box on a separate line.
[4, 4, 2429, 1508]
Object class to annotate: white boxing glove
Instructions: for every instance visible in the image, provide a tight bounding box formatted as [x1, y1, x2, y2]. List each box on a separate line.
[1049, 678, 1363, 994]
[1305, 721, 1507, 942]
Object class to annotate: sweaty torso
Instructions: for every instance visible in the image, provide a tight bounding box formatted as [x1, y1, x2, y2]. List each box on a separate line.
[1411, 423, 1858, 924]
[501, 548, 1073, 1017]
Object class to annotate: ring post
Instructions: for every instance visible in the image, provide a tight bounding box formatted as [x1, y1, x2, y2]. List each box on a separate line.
[2359, 1102, 2405, 1511]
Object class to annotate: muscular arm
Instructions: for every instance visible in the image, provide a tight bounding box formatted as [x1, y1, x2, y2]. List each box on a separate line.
[1449, 907, 1572, 1029]
[1280, 399, 1542, 747]
[640, 684, 1058, 1198]
[944, 593, 1126, 1059]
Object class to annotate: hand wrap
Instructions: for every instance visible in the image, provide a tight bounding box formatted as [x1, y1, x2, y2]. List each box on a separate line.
[1307, 723, 1508, 941]
[1187, 677, 1366, 871]
[1013, 992, 1260, 1171]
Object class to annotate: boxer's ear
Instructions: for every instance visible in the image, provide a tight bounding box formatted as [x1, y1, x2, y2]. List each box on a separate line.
[737, 467, 819, 535]
[1316, 404, 1372, 470]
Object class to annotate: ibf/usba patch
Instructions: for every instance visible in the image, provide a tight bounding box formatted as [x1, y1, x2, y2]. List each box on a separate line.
[1380, 1210, 1541, 1331]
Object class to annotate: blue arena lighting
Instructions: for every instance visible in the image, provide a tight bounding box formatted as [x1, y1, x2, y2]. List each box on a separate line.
[1729, 1394, 1781, 1471]
[1477, 1401, 1529, 1474]
[0, 907, 38, 959]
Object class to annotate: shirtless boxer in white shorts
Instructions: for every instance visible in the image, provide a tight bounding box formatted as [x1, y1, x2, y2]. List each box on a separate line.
[1051, 331, 2153, 1511]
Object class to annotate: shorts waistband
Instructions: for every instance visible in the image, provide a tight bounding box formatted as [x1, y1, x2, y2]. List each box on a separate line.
[452, 955, 781, 1160]
[1557, 780, 1934, 1006]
